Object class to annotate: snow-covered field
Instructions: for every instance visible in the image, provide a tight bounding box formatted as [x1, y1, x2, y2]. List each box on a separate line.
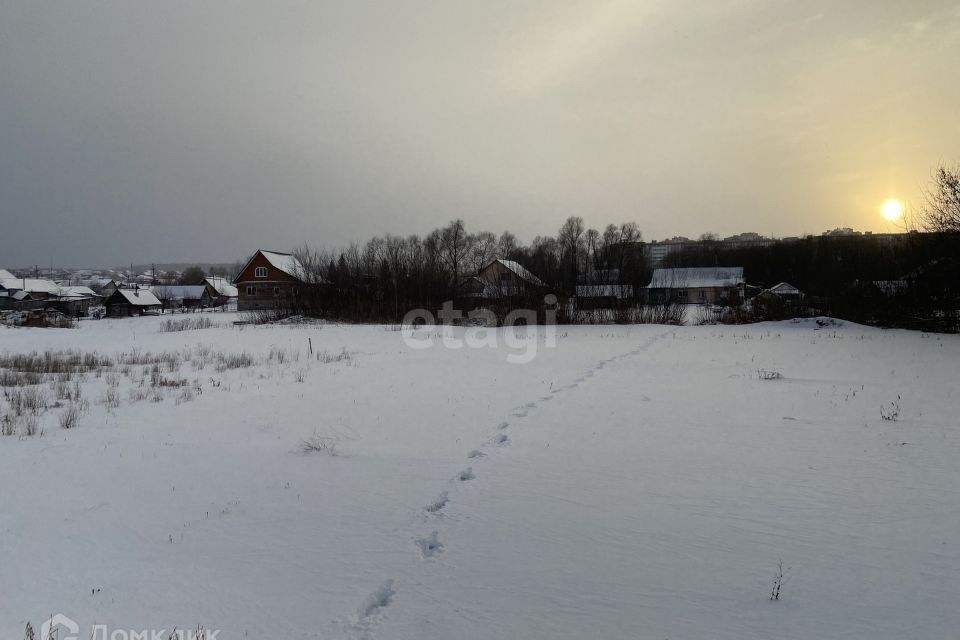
[1, 314, 958, 639]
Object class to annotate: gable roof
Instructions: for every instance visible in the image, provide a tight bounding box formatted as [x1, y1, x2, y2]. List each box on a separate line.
[0, 277, 61, 295]
[485, 259, 546, 287]
[204, 276, 239, 297]
[647, 267, 744, 289]
[233, 249, 304, 284]
[0, 269, 14, 279]
[151, 285, 209, 301]
[767, 282, 801, 295]
[110, 288, 162, 306]
[58, 286, 99, 299]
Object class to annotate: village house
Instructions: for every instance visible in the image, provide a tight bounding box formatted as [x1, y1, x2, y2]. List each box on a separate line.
[104, 287, 162, 317]
[0, 276, 61, 301]
[151, 285, 214, 311]
[473, 259, 547, 298]
[204, 276, 239, 307]
[765, 282, 803, 299]
[646, 267, 745, 305]
[233, 250, 306, 311]
[55, 285, 100, 316]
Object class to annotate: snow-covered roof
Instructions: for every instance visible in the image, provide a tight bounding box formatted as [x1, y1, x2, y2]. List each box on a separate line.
[234, 250, 306, 284]
[111, 288, 162, 306]
[647, 267, 744, 289]
[0, 269, 14, 279]
[151, 285, 208, 301]
[0, 277, 61, 295]
[261, 250, 302, 277]
[767, 282, 801, 295]
[58, 286, 99, 299]
[576, 285, 634, 299]
[204, 277, 239, 297]
[492, 259, 546, 287]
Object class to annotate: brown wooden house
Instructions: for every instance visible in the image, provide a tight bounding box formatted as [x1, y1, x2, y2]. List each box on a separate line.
[233, 250, 306, 311]
[473, 259, 547, 298]
[104, 288, 162, 317]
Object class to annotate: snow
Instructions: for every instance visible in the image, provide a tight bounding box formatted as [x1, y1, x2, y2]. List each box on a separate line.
[259, 250, 302, 278]
[150, 285, 208, 301]
[58, 286, 99, 299]
[0, 277, 61, 295]
[768, 282, 801, 295]
[0, 316, 958, 639]
[648, 267, 745, 288]
[204, 277, 238, 298]
[111, 288, 162, 306]
[0, 269, 15, 279]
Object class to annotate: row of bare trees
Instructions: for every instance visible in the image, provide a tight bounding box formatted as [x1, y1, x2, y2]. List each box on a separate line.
[284, 217, 649, 321]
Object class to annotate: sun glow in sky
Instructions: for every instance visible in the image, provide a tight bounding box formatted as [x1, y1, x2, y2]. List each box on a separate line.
[881, 199, 904, 222]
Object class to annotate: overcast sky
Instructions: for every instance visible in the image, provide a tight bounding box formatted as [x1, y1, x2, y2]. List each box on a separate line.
[2, 1, 959, 268]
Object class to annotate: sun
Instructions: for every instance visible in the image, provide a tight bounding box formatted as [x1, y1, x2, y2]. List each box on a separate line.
[881, 198, 904, 222]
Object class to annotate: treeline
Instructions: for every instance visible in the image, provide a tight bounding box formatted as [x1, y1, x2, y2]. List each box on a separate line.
[283, 217, 650, 322]
[663, 232, 960, 331]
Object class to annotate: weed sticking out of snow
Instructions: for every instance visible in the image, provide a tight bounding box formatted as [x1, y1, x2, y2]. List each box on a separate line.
[299, 434, 339, 456]
[757, 368, 783, 380]
[59, 404, 80, 429]
[880, 400, 901, 421]
[770, 559, 790, 601]
[159, 317, 219, 332]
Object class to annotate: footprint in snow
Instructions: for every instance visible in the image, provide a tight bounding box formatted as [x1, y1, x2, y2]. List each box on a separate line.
[424, 491, 449, 513]
[415, 531, 444, 558]
[493, 434, 509, 445]
[458, 467, 475, 481]
[356, 579, 395, 620]
[467, 449, 486, 459]
[497, 421, 509, 430]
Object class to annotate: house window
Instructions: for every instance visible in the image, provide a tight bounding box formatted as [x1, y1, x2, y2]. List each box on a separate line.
[677, 289, 688, 301]
[273, 287, 280, 296]
[254, 266, 268, 278]
[246, 286, 257, 296]
[698, 290, 706, 301]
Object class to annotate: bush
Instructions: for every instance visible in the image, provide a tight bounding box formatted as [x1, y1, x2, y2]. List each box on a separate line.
[59, 404, 80, 429]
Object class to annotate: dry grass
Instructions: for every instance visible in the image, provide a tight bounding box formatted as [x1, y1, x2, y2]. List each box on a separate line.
[159, 317, 219, 332]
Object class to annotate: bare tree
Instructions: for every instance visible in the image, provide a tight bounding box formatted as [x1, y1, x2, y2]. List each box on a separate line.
[497, 231, 519, 259]
[468, 231, 498, 275]
[557, 216, 586, 290]
[439, 219, 471, 286]
[920, 163, 960, 232]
